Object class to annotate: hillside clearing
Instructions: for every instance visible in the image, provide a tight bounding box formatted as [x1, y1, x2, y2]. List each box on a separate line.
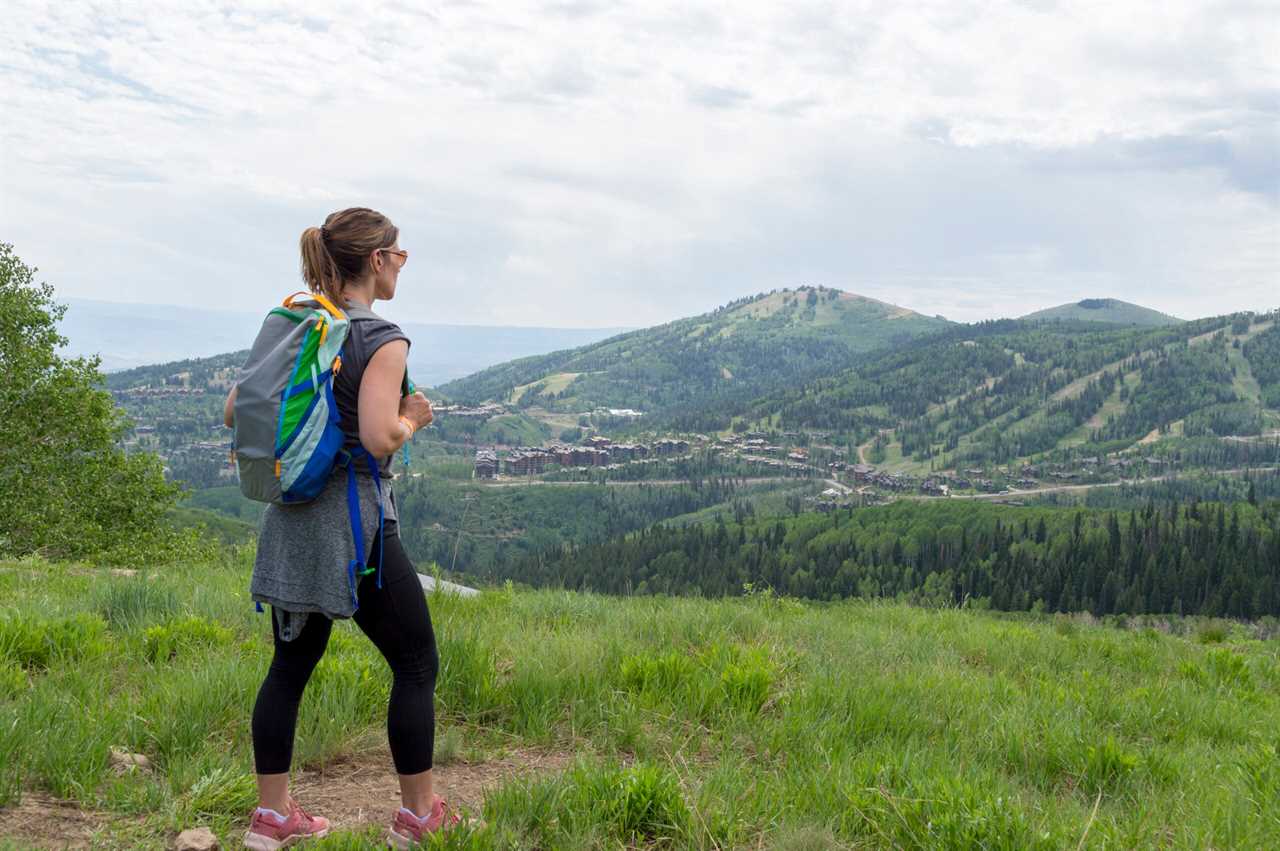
[508, 372, 582, 404]
[1227, 321, 1272, 406]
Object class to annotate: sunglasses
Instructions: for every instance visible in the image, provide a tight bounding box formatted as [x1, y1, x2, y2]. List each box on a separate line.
[378, 248, 409, 266]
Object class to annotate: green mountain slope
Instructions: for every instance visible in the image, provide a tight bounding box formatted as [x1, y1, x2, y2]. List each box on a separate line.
[744, 310, 1279, 470]
[1021, 298, 1182, 326]
[441, 287, 951, 430]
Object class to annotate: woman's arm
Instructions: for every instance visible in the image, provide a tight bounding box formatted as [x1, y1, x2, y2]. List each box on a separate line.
[359, 340, 433, 458]
[223, 385, 237, 429]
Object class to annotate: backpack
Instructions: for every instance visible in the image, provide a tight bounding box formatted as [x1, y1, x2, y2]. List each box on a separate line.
[232, 291, 411, 600]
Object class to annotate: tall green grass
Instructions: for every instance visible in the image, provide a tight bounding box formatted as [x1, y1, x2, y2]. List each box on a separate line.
[0, 555, 1276, 848]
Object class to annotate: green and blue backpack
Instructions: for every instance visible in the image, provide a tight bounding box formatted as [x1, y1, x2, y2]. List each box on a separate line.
[232, 291, 412, 601]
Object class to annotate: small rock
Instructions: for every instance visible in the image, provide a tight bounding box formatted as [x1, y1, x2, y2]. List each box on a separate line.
[109, 747, 152, 773]
[174, 827, 219, 851]
[110, 568, 138, 578]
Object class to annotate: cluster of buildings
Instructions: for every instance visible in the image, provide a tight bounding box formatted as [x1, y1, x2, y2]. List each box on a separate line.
[711, 435, 819, 475]
[1023, 456, 1171, 482]
[830, 451, 1181, 499]
[432, 402, 508, 420]
[591, 407, 644, 422]
[112, 386, 209, 400]
[473, 436, 693, 478]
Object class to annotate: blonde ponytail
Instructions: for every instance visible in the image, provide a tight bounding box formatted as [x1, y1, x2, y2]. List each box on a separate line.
[299, 226, 344, 306]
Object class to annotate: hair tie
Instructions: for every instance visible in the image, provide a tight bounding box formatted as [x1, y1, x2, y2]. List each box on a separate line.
[320, 225, 329, 240]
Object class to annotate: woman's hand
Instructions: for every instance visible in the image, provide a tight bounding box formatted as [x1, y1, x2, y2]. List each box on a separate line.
[399, 391, 434, 431]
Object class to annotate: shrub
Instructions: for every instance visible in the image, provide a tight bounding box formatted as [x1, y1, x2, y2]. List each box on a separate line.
[718, 651, 775, 714]
[1204, 647, 1251, 689]
[702, 643, 778, 716]
[576, 762, 691, 842]
[1079, 735, 1140, 794]
[0, 660, 27, 698]
[478, 761, 691, 847]
[1195, 623, 1229, 644]
[143, 616, 234, 662]
[183, 765, 257, 819]
[618, 650, 696, 696]
[94, 581, 178, 630]
[0, 612, 108, 669]
[433, 727, 464, 767]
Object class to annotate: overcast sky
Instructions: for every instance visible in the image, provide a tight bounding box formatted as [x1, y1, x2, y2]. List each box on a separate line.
[2, 1, 1277, 328]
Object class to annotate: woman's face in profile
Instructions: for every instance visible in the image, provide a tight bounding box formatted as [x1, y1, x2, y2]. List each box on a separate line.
[374, 242, 406, 301]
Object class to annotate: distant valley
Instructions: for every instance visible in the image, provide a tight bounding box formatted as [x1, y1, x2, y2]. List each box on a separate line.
[58, 297, 630, 384]
[101, 287, 1280, 619]
[106, 287, 1279, 499]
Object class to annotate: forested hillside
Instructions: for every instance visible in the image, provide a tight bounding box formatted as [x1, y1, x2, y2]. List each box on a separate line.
[1243, 322, 1280, 408]
[490, 495, 1280, 618]
[746, 310, 1278, 470]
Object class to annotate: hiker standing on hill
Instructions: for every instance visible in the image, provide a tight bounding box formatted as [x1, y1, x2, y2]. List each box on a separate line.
[224, 207, 459, 849]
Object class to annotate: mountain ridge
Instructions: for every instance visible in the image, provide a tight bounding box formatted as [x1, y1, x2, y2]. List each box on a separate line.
[1021, 298, 1182, 326]
[440, 286, 952, 429]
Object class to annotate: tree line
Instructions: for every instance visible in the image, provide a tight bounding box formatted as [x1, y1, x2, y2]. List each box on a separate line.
[485, 498, 1280, 619]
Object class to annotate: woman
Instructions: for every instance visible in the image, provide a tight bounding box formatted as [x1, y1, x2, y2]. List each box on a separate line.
[226, 207, 457, 850]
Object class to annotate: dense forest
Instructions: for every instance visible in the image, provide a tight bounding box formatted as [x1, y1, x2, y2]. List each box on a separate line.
[392, 476, 780, 574]
[487, 498, 1280, 618]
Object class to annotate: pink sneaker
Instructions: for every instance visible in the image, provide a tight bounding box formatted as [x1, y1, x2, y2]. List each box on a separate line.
[386, 796, 463, 848]
[243, 798, 331, 850]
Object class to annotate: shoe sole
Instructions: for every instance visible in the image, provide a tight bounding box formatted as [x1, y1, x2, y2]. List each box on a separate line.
[387, 818, 485, 847]
[243, 826, 330, 850]
[386, 827, 414, 850]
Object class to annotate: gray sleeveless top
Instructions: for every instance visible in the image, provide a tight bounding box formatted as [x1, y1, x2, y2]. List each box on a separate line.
[248, 301, 409, 631]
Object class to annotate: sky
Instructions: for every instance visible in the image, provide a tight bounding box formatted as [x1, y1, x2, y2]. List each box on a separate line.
[2, 1, 1277, 328]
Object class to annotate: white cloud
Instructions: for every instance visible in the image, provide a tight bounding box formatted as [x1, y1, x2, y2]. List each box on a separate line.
[1, 0, 1276, 328]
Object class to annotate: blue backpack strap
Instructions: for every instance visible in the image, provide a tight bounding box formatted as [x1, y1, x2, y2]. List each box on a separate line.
[344, 451, 365, 611]
[363, 452, 386, 590]
[344, 446, 387, 595]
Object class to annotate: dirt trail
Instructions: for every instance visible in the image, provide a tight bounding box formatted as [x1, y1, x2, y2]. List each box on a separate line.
[0, 793, 115, 850]
[0, 745, 572, 849]
[292, 744, 571, 830]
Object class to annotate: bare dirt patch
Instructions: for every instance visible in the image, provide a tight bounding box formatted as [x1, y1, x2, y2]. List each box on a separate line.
[0, 792, 117, 850]
[293, 743, 575, 831]
[0, 747, 574, 848]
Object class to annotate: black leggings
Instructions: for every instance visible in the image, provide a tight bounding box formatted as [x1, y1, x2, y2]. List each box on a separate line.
[251, 530, 439, 775]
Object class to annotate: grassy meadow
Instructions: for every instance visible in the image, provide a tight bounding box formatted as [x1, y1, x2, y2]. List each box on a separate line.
[0, 552, 1277, 849]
